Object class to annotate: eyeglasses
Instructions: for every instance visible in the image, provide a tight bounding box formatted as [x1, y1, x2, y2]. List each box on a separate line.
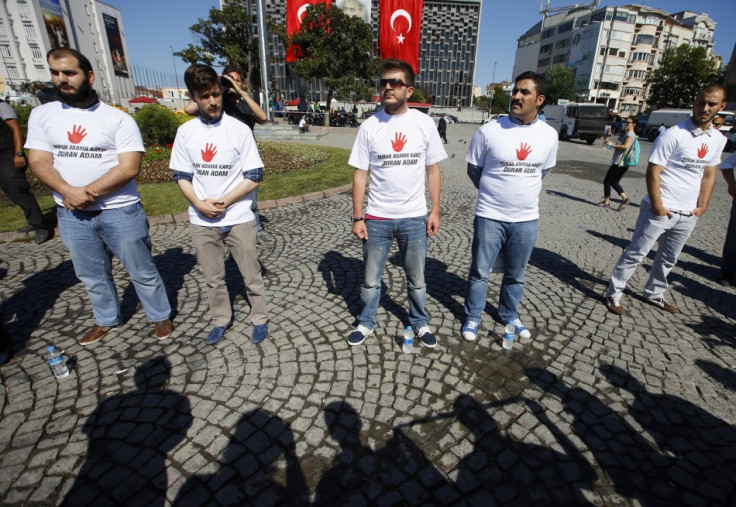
[379, 78, 408, 89]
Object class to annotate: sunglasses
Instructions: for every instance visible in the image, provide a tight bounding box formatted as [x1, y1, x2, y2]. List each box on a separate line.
[379, 78, 408, 89]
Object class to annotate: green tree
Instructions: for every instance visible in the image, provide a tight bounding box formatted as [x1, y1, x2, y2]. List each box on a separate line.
[473, 95, 490, 110]
[544, 64, 575, 105]
[175, 0, 260, 89]
[274, 3, 378, 126]
[647, 45, 724, 109]
[134, 105, 179, 146]
[411, 87, 428, 103]
[490, 85, 510, 114]
[12, 105, 33, 137]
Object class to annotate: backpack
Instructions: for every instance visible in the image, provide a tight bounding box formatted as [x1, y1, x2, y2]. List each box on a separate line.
[624, 136, 640, 166]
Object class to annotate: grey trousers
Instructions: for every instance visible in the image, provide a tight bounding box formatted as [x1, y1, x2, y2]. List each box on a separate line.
[190, 221, 268, 327]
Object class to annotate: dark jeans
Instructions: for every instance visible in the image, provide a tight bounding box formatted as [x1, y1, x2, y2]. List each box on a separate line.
[603, 163, 629, 198]
[0, 153, 46, 229]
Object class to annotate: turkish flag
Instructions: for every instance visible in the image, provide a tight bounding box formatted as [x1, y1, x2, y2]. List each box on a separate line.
[287, 0, 331, 36]
[379, 0, 423, 74]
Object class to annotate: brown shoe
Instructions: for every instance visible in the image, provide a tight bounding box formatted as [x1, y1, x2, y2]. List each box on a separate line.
[80, 325, 114, 346]
[154, 319, 173, 340]
[647, 297, 678, 314]
[606, 296, 626, 315]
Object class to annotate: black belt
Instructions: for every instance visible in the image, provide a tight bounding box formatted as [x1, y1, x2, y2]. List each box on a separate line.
[668, 209, 693, 217]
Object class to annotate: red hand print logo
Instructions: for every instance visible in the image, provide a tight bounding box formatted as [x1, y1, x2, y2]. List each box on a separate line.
[201, 143, 217, 162]
[67, 125, 87, 144]
[697, 143, 709, 159]
[516, 142, 532, 160]
[391, 132, 407, 152]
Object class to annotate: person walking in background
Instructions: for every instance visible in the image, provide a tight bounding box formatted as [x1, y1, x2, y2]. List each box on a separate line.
[461, 71, 558, 342]
[347, 58, 447, 348]
[171, 64, 269, 346]
[605, 85, 727, 315]
[438, 114, 448, 144]
[597, 116, 638, 211]
[718, 152, 736, 287]
[25, 48, 172, 345]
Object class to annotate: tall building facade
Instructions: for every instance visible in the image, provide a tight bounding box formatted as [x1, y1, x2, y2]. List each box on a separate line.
[0, 0, 134, 105]
[238, 0, 481, 107]
[513, 4, 718, 114]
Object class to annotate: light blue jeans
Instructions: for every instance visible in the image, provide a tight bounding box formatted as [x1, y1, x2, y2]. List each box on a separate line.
[358, 217, 429, 330]
[607, 201, 698, 300]
[57, 202, 171, 326]
[464, 216, 538, 324]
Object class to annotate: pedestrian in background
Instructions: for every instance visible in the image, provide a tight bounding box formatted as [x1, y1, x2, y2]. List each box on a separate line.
[597, 116, 637, 211]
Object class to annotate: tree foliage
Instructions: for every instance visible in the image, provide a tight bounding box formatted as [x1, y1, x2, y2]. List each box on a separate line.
[134, 105, 180, 146]
[274, 3, 378, 125]
[647, 45, 724, 109]
[174, 0, 260, 89]
[544, 65, 575, 105]
[411, 87, 428, 103]
[473, 95, 490, 110]
[490, 85, 510, 114]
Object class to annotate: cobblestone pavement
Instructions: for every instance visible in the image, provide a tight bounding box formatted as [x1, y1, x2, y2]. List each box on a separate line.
[2, 124, 736, 505]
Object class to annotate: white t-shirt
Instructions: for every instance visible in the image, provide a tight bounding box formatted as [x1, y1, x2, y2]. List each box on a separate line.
[348, 108, 447, 218]
[169, 113, 263, 227]
[24, 101, 144, 210]
[646, 119, 726, 210]
[466, 116, 558, 222]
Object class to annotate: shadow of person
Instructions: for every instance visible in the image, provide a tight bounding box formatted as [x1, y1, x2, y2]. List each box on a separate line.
[423, 257, 467, 321]
[317, 250, 365, 318]
[696, 359, 736, 393]
[453, 394, 597, 504]
[600, 363, 736, 503]
[529, 247, 607, 301]
[545, 189, 601, 207]
[174, 408, 308, 506]
[62, 357, 192, 506]
[525, 367, 678, 505]
[0, 259, 78, 354]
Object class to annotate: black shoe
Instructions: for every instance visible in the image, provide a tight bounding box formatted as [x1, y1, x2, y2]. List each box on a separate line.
[34, 228, 52, 244]
[16, 224, 35, 233]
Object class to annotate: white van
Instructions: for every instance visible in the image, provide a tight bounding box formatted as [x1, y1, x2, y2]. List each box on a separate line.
[646, 109, 735, 141]
[544, 103, 608, 145]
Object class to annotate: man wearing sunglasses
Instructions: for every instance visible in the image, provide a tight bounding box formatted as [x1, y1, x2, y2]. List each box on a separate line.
[347, 59, 447, 347]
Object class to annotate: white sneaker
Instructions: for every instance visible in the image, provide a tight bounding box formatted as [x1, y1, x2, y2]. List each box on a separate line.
[461, 321, 479, 341]
[513, 319, 531, 339]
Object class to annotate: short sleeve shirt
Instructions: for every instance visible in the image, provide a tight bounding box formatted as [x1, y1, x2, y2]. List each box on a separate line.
[719, 152, 736, 170]
[348, 108, 447, 218]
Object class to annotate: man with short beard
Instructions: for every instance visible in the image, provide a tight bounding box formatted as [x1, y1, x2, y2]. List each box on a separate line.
[25, 48, 173, 345]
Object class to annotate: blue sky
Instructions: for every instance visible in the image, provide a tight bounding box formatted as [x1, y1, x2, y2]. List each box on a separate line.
[118, 0, 736, 89]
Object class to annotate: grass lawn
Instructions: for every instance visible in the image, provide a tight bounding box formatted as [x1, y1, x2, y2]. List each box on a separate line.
[0, 143, 351, 233]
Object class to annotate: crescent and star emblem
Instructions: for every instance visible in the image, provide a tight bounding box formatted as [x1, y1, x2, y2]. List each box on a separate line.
[297, 4, 309, 23]
[390, 9, 412, 44]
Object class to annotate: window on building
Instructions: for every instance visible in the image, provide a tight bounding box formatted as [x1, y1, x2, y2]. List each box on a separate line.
[17, 0, 30, 16]
[614, 11, 635, 23]
[36, 65, 47, 80]
[29, 44, 42, 59]
[0, 44, 10, 57]
[23, 23, 36, 39]
[7, 65, 20, 79]
[538, 57, 550, 66]
[608, 47, 619, 55]
[599, 81, 620, 90]
[627, 69, 646, 79]
[610, 30, 630, 42]
[540, 43, 553, 54]
[558, 21, 574, 33]
[599, 47, 607, 56]
[635, 34, 655, 45]
[603, 64, 624, 75]
[542, 27, 555, 39]
[592, 10, 606, 22]
[0, 20, 5, 36]
[556, 39, 570, 49]
[553, 54, 568, 64]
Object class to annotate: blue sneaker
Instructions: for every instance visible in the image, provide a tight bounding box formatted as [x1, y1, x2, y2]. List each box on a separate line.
[513, 318, 531, 339]
[348, 324, 373, 346]
[461, 321, 479, 341]
[206, 323, 231, 345]
[252, 322, 269, 344]
[417, 326, 437, 348]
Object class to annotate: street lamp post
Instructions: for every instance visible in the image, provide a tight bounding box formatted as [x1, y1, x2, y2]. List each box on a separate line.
[169, 46, 183, 108]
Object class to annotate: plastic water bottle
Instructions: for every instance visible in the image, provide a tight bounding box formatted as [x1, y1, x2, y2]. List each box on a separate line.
[503, 321, 514, 350]
[46, 346, 69, 379]
[402, 326, 414, 354]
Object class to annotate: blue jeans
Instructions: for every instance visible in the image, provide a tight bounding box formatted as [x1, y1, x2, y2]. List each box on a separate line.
[57, 202, 171, 326]
[358, 217, 429, 330]
[464, 216, 538, 324]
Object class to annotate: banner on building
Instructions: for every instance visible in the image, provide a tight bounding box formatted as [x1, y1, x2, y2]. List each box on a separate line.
[379, 0, 423, 74]
[287, 0, 332, 36]
[40, 0, 69, 49]
[103, 13, 129, 78]
[568, 24, 602, 90]
[337, 0, 371, 24]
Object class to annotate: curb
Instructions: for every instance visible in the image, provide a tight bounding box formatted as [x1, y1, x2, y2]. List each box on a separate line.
[0, 183, 353, 244]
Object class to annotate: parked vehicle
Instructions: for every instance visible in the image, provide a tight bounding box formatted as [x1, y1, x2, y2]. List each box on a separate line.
[645, 109, 736, 141]
[544, 103, 608, 145]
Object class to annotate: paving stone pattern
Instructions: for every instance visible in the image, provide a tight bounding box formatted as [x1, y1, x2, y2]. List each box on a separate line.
[1, 125, 736, 505]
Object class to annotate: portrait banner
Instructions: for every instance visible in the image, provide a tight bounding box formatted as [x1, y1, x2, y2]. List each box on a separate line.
[103, 13, 128, 78]
[40, 0, 69, 49]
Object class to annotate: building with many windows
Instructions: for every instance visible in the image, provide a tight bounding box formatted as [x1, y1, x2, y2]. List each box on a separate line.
[238, 0, 482, 107]
[513, 4, 719, 114]
[0, 0, 134, 105]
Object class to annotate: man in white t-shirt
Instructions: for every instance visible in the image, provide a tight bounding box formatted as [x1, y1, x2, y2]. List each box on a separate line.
[170, 64, 269, 345]
[347, 58, 447, 347]
[25, 48, 172, 345]
[605, 84, 728, 314]
[717, 152, 736, 286]
[461, 71, 558, 342]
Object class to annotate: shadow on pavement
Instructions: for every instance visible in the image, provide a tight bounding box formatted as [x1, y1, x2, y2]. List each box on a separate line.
[530, 247, 606, 301]
[317, 250, 364, 319]
[696, 359, 736, 393]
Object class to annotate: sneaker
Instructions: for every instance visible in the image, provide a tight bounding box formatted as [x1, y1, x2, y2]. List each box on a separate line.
[461, 321, 479, 341]
[206, 323, 231, 345]
[154, 319, 173, 340]
[348, 324, 373, 346]
[252, 322, 269, 344]
[417, 326, 437, 348]
[647, 296, 678, 314]
[606, 296, 626, 315]
[513, 319, 531, 339]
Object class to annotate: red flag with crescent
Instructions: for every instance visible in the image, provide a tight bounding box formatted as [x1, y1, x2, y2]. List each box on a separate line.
[287, 0, 332, 36]
[379, 0, 423, 73]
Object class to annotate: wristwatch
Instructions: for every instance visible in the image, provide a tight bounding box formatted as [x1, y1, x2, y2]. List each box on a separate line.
[351, 217, 364, 224]
[15, 151, 24, 157]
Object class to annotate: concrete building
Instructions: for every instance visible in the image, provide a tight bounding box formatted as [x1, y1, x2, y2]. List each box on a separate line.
[0, 0, 135, 105]
[237, 0, 482, 108]
[513, 4, 719, 114]
[724, 42, 736, 109]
